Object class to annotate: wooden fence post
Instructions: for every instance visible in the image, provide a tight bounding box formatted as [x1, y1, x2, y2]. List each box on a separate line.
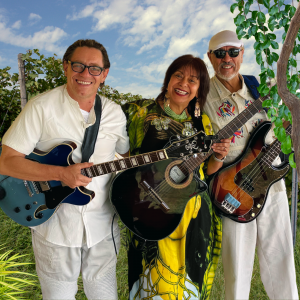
[18, 53, 27, 109]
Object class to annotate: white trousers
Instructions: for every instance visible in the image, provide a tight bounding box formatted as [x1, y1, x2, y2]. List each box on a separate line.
[31, 228, 120, 300]
[222, 187, 299, 300]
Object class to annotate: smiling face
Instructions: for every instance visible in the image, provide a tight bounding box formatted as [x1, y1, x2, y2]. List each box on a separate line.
[63, 46, 109, 106]
[167, 67, 200, 111]
[208, 46, 244, 81]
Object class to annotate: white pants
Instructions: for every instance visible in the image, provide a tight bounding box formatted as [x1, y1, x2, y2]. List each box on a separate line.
[31, 228, 120, 300]
[222, 187, 299, 300]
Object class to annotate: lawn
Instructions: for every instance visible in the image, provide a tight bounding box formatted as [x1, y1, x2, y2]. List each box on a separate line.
[0, 208, 299, 300]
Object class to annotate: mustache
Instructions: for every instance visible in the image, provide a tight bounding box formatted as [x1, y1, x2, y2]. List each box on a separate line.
[220, 62, 235, 67]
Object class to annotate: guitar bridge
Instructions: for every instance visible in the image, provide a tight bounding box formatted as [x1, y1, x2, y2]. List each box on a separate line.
[221, 193, 241, 214]
[140, 181, 170, 213]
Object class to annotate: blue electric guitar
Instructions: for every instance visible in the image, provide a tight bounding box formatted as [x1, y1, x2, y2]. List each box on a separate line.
[0, 132, 211, 227]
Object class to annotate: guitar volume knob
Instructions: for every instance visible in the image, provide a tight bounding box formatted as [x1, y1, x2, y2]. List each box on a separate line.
[14, 207, 21, 213]
[36, 212, 44, 219]
[25, 204, 32, 210]
[26, 216, 33, 222]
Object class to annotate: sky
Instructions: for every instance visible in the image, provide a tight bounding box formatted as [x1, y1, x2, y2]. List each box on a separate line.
[0, 0, 290, 98]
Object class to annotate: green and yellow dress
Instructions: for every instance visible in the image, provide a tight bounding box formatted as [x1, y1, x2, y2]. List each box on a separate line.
[122, 99, 222, 300]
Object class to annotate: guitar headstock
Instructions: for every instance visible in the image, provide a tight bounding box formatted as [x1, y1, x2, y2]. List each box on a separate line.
[165, 131, 215, 158]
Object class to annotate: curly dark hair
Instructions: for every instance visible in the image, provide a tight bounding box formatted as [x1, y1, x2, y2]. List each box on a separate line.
[63, 39, 110, 88]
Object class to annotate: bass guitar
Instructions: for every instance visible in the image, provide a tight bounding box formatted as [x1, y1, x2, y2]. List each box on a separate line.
[209, 121, 291, 223]
[110, 95, 268, 241]
[0, 133, 212, 227]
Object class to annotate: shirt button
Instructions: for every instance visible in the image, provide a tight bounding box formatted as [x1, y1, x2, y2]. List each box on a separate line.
[232, 93, 235, 97]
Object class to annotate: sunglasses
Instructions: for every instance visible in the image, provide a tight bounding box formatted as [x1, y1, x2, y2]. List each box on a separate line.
[211, 48, 243, 59]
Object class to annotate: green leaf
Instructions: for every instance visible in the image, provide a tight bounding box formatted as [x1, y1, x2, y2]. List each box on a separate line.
[269, 5, 279, 15]
[262, 39, 271, 49]
[274, 117, 283, 127]
[256, 52, 263, 64]
[263, 0, 270, 9]
[272, 52, 279, 62]
[267, 33, 276, 40]
[234, 14, 245, 26]
[279, 0, 284, 6]
[271, 41, 279, 49]
[267, 68, 275, 78]
[268, 22, 275, 31]
[251, 25, 258, 35]
[277, 127, 286, 142]
[252, 10, 258, 19]
[230, 3, 238, 13]
[290, 58, 297, 68]
[245, 2, 251, 14]
[257, 12, 266, 23]
[289, 153, 297, 168]
[289, 6, 296, 17]
[262, 99, 272, 107]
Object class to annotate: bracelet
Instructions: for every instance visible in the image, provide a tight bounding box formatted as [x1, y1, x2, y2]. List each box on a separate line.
[213, 153, 226, 163]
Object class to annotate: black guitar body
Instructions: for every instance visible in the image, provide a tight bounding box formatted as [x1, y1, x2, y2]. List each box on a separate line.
[110, 158, 207, 241]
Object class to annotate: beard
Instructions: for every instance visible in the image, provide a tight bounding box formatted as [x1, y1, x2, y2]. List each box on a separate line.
[216, 62, 238, 81]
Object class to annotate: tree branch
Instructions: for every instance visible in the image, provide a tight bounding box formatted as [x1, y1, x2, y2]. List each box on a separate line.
[277, 2, 300, 181]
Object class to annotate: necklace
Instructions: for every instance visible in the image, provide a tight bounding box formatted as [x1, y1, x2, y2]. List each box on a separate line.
[164, 103, 187, 120]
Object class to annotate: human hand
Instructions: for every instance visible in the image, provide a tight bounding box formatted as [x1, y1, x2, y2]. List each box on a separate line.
[211, 139, 231, 160]
[59, 162, 93, 189]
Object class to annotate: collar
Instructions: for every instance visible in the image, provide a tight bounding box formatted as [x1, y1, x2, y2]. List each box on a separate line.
[211, 74, 248, 99]
[63, 85, 96, 128]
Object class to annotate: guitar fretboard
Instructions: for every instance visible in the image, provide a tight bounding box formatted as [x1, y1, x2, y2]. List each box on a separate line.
[81, 150, 168, 178]
[181, 96, 266, 171]
[262, 124, 292, 167]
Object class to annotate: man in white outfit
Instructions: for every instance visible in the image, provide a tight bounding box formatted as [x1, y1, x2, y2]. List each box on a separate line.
[203, 30, 298, 300]
[0, 39, 129, 299]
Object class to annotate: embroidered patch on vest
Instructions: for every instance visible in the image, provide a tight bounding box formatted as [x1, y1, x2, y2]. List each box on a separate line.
[230, 127, 244, 143]
[245, 99, 253, 108]
[217, 100, 235, 117]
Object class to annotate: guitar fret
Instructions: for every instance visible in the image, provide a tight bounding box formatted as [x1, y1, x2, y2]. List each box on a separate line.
[142, 154, 151, 163]
[96, 164, 104, 175]
[118, 159, 127, 169]
[113, 160, 122, 171]
[130, 157, 138, 167]
[109, 162, 116, 172]
[90, 166, 98, 177]
[86, 168, 93, 178]
[157, 150, 166, 160]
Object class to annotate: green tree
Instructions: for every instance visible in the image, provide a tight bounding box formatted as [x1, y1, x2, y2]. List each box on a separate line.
[231, 0, 300, 171]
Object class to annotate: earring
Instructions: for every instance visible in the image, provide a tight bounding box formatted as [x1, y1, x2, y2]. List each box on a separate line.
[194, 99, 201, 118]
[164, 90, 170, 107]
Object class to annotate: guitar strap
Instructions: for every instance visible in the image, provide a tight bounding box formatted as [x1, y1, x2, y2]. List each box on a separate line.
[242, 75, 268, 113]
[81, 94, 102, 163]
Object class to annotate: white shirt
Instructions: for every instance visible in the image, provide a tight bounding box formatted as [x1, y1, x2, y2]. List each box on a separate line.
[3, 85, 130, 248]
[203, 75, 285, 194]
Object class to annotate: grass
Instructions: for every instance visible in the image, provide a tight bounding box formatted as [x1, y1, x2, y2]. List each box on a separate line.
[0, 209, 299, 300]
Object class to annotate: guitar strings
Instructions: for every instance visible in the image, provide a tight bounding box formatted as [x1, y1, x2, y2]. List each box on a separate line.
[223, 125, 292, 214]
[143, 99, 264, 207]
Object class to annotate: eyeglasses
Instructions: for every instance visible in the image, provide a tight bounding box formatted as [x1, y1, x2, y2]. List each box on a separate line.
[68, 61, 104, 76]
[211, 48, 243, 59]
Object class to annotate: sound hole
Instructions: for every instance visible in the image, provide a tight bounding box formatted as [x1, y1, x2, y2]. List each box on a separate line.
[169, 165, 189, 184]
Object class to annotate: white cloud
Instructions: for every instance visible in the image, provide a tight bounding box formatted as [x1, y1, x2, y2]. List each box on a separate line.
[12, 20, 21, 29]
[0, 17, 67, 55]
[28, 13, 42, 25]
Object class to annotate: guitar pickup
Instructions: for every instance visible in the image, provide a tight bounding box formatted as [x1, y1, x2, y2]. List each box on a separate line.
[140, 181, 170, 213]
[221, 193, 241, 214]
